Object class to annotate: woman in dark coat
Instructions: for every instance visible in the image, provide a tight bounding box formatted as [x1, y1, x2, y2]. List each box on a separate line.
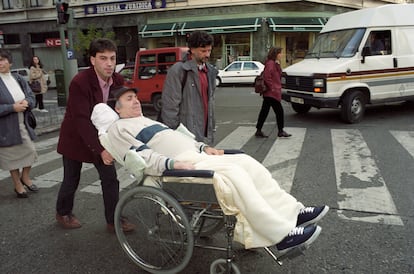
[0, 49, 38, 198]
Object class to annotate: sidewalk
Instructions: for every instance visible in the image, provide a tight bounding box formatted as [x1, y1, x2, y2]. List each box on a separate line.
[32, 88, 66, 136]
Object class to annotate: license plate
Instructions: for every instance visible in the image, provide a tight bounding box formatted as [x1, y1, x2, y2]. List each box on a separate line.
[291, 97, 304, 104]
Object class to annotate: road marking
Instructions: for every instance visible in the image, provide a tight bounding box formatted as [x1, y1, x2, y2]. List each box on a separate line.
[331, 129, 403, 226]
[35, 136, 59, 150]
[32, 163, 95, 188]
[0, 137, 61, 180]
[390, 130, 414, 158]
[215, 126, 256, 149]
[81, 166, 137, 194]
[262, 127, 306, 193]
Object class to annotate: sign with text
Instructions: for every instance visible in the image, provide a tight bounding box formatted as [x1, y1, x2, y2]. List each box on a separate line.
[84, 0, 166, 15]
[46, 38, 69, 47]
[67, 49, 74, 60]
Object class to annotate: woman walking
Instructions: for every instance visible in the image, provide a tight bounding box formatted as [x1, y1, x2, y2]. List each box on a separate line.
[0, 49, 39, 198]
[29, 56, 48, 112]
[255, 47, 291, 138]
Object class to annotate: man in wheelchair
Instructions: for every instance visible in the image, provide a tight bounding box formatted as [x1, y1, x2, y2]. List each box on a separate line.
[91, 86, 329, 256]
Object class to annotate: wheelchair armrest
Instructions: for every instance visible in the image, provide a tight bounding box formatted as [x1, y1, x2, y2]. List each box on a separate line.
[223, 149, 244, 154]
[162, 169, 214, 178]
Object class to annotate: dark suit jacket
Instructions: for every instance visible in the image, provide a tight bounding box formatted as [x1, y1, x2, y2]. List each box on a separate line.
[57, 67, 123, 163]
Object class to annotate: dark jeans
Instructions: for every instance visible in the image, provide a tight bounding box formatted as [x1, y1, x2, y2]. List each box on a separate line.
[35, 93, 44, 109]
[56, 156, 119, 224]
[256, 96, 285, 132]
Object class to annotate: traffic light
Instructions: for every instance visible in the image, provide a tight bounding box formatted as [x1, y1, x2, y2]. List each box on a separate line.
[56, 2, 69, 24]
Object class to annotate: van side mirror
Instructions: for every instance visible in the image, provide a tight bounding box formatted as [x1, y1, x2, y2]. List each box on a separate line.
[361, 46, 371, 63]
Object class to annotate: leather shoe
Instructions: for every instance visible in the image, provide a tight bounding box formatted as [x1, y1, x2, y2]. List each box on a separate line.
[255, 130, 268, 138]
[56, 213, 82, 229]
[107, 217, 136, 233]
[15, 189, 28, 198]
[278, 131, 292, 138]
[20, 179, 39, 192]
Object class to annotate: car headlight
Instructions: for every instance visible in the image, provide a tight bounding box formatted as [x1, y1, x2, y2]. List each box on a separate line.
[313, 79, 324, 87]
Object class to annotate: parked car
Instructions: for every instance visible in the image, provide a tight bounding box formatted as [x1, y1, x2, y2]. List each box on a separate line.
[216, 61, 264, 86]
[117, 64, 134, 81]
[11, 67, 50, 86]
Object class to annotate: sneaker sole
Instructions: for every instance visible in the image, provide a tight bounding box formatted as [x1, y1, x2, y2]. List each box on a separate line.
[299, 205, 330, 227]
[276, 225, 322, 257]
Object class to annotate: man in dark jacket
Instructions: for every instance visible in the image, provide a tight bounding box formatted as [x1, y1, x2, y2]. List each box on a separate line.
[55, 38, 134, 232]
[161, 31, 218, 145]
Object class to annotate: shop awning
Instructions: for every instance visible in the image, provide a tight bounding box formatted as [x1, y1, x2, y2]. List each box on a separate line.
[268, 17, 328, 32]
[178, 18, 261, 35]
[139, 22, 178, 38]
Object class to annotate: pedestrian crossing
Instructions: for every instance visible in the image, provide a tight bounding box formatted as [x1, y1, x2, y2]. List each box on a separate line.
[2, 127, 413, 226]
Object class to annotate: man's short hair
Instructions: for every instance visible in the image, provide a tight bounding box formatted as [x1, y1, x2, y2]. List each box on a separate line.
[187, 30, 214, 48]
[0, 49, 13, 63]
[89, 38, 117, 57]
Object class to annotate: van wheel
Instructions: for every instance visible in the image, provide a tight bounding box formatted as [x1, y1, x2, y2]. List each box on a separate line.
[152, 94, 162, 112]
[215, 77, 221, 87]
[341, 90, 366, 123]
[291, 103, 311, 114]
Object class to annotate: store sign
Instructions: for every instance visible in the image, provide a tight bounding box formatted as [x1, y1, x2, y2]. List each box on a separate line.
[84, 0, 166, 15]
[45, 38, 69, 47]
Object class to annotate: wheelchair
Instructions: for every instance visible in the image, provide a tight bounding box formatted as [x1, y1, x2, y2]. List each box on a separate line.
[113, 151, 306, 274]
[91, 115, 307, 273]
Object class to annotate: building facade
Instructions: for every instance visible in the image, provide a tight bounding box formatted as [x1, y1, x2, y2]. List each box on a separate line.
[0, 0, 408, 74]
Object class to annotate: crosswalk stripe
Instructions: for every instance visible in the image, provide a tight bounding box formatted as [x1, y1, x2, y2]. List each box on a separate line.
[390, 130, 414, 159]
[35, 136, 59, 150]
[80, 166, 137, 194]
[32, 163, 95, 188]
[215, 126, 256, 149]
[0, 140, 62, 180]
[331, 129, 403, 226]
[262, 127, 306, 193]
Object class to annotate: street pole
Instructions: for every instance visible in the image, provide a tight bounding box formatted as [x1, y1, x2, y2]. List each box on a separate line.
[58, 24, 70, 102]
[58, 4, 77, 105]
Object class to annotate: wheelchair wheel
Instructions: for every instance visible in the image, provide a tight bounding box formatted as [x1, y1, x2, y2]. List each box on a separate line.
[210, 258, 241, 274]
[115, 186, 194, 274]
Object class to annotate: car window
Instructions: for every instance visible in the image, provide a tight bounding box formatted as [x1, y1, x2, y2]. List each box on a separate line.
[12, 69, 28, 77]
[242, 62, 259, 70]
[364, 30, 392, 56]
[226, 63, 242, 71]
[139, 66, 156, 79]
[120, 67, 134, 81]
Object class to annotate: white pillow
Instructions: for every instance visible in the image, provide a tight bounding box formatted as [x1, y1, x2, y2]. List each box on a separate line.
[91, 103, 119, 135]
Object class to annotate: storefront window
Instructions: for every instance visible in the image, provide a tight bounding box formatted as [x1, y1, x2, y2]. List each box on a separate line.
[212, 33, 251, 67]
[285, 32, 310, 65]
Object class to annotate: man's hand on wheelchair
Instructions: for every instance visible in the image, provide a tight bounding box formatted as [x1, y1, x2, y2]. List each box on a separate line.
[101, 150, 115, 165]
[204, 146, 224, 155]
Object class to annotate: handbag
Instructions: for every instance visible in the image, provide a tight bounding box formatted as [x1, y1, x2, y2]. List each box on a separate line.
[26, 110, 37, 129]
[29, 80, 41, 93]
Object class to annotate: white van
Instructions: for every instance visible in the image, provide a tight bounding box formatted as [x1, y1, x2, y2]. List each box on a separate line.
[281, 4, 414, 123]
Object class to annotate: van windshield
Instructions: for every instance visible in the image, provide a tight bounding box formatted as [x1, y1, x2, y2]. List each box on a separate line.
[306, 28, 366, 59]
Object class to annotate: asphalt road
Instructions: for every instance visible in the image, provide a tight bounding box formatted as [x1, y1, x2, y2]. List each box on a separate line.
[0, 86, 413, 274]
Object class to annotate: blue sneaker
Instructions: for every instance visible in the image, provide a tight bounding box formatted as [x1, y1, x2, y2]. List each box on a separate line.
[296, 205, 329, 227]
[276, 225, 322, 256]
